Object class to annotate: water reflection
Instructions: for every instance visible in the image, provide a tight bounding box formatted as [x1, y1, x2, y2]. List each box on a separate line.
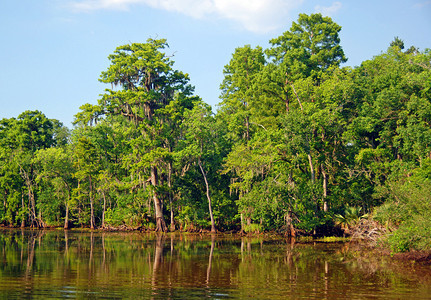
[0, 229, 430, 299]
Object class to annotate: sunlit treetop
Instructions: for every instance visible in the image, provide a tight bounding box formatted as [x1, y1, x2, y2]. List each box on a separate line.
[267, 13, 347, 79]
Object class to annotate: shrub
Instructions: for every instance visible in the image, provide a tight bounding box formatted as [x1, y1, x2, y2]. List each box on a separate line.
[243, 223, 263, 234]
[375, 160, 431, 252]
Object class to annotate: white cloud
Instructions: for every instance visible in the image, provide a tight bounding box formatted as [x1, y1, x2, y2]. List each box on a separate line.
[314, 1, 342, 17]
[213, 0, 299, 33]
[413, 1, 431, 8]
[67, 0, 302, 33]
[142, 0, 216, 19]
[68, 0, 142, 11]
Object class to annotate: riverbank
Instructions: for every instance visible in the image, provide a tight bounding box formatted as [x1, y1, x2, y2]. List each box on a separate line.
[2, 223, 431, 266]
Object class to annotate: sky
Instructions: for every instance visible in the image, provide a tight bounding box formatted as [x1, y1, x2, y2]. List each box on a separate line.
[1, 0, 430, 128]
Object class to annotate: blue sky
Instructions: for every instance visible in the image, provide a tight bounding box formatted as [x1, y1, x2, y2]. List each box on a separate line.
[1, 0, 430, 127]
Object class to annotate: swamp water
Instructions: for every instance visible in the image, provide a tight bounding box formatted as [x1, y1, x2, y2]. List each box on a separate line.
[0, 230, 430, 299]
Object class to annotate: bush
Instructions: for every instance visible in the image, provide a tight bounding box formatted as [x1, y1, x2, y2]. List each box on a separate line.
[243, 223, 263, 234]
[386, 215, 431, 253]
[375, 160, 431, 252]
[104, 207, 150, 228]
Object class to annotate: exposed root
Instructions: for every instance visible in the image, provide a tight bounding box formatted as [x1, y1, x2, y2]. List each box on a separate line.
[349, 219, 388, 246]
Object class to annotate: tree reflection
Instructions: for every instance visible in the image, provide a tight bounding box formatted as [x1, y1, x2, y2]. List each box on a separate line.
[151, 233, 165, 294]
[206, 234, 215, 285]
[0, 230, 430, 299]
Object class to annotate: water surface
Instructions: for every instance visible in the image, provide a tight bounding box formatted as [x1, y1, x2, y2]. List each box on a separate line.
[0, 229, 430, 299]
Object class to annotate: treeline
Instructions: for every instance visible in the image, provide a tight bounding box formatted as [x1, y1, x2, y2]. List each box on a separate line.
[1, 14, 430, 250]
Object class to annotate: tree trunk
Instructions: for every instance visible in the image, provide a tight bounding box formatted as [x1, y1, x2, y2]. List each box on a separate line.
[23, 170, 38, 228]
[64, 200, 69, 229]
[308, 153, 315, 184]
[20, 165, 38, 228]
[28, 186, 38, 227]
[285, 211, 296, 237]
[102, 190, 106, 228]
[77, 180, 82, 226]
[290, 82, 303, 110]
[322, 167, 328, 212]
[284, 92, 290, 113]
[89, 176, 95, 229]
[151, 166, 167, 232]
[198, 159, 216, 233]
[168, 161, 175, 232]
[21, 192, 25, 228]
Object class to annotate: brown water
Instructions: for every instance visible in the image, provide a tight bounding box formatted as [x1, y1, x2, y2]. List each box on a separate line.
[0, 229, 430, 299]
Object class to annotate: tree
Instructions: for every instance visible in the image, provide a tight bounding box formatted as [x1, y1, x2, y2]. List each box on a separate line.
[268, 13, 347, 78]
[88, 39, 195, 232]
[347, 45, 431, 185]
[219, 45, 265, 143]
[390, 36, 405, 50]
[0, 111, 64, 227]
[218, 45, 269, 231]
[221, 14, 349, 233]
[34, 146, 74, 228]
[262, 13, 347, 116]
[179, 102, 218, 232]
[0, 118, 24, 226]
[73, 136, 100, 229]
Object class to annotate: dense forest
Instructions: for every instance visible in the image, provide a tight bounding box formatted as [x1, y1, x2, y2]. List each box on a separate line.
[1, 14, 430, 252]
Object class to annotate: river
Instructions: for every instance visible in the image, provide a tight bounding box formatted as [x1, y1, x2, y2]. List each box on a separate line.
[0, 229, 430, 299]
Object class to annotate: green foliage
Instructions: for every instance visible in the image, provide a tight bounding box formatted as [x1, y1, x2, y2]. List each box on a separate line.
[375, 160, 431, 252]
[0, 111, 67, 227]
[104, 206, 151, 228]
[386, 220, 430, 253]
[243, 223, 263, 234]
[0, 16, 429, 250]
[36, 186, 63, 226]
[334, 206, 368, 229]
[94, 38, 197, 231]
[267, 13, 346, 80]
[219, 45, 265, 142]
